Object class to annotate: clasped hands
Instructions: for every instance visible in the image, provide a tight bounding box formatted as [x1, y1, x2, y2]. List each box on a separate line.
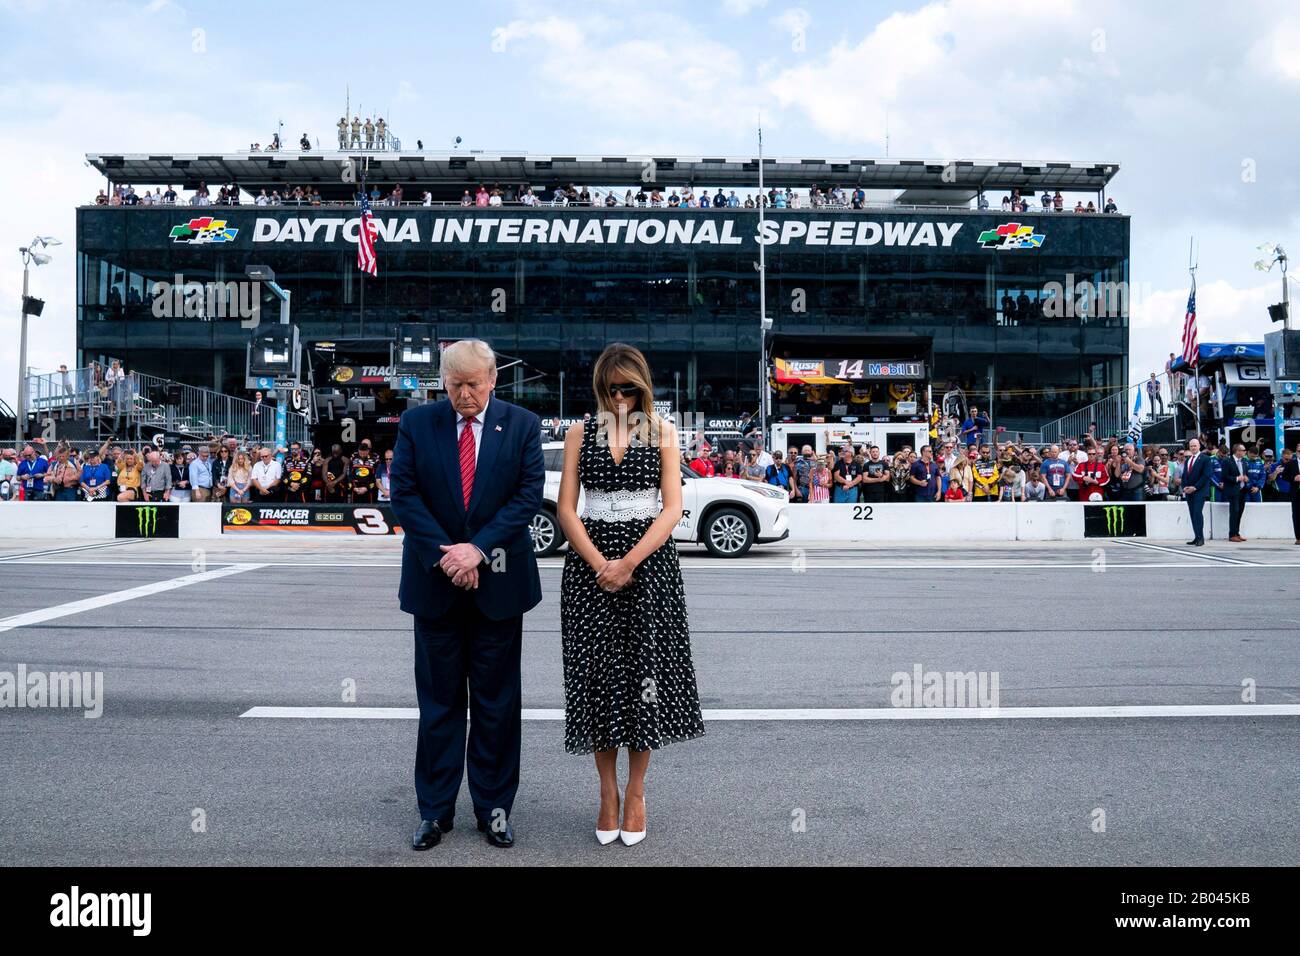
[594, 556, 635, 593]
[439, 542, 485, 590]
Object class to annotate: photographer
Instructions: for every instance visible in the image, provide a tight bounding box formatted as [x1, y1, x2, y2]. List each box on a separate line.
[1118, 442, 1146, 502]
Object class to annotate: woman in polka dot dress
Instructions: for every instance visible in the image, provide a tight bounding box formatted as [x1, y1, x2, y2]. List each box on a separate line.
[557, 344, 705, 847]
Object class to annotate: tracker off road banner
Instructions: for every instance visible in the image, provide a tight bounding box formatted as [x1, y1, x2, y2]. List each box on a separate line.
[222, 504, 400, 534]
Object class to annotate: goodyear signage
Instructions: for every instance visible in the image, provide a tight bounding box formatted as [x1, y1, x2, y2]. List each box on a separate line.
[223, 504, 400, 534]
[1083, 503, 1147, 538]
[115, 503, 180, 538]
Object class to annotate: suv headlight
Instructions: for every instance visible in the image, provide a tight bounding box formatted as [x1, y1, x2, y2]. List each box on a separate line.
[741, 481, 787, 500]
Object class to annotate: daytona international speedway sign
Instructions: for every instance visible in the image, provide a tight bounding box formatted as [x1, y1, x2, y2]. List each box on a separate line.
[243, 216, 969, 248]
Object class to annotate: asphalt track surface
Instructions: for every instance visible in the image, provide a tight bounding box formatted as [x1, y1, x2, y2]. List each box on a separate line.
[1, 535, 1297, 866]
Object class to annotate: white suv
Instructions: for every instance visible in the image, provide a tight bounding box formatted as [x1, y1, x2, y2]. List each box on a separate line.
[531, 443, 789, 558]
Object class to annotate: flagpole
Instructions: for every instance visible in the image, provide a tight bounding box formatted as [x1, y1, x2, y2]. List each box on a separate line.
[359, 159, 367, 336]
[1190, 236, 1199, 441]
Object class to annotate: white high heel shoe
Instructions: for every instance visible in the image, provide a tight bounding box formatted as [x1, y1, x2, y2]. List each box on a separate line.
[620, 793, 646, 846]
[596, 795, 620, 845]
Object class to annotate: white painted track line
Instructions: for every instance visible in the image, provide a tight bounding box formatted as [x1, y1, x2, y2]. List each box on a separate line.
[240, 704, 1300, 721]
[0, 563, 266, 633]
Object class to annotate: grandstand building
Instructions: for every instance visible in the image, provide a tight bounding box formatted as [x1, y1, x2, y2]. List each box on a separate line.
[77, 151, 1128, 431]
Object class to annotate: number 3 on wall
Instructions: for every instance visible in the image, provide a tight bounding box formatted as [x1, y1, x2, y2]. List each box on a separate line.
[354, 508, 390, 534]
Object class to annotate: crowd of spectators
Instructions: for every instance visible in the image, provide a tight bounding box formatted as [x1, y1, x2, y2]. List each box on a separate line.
[91, 179, 1118, 214]
[0, 436, 393, 504]
[684, 431, 1294, 505]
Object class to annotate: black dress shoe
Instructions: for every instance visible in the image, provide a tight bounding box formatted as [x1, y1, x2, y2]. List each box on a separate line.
[412, 819, 451, 851]
[1186, 538, 1199, 545]
[478, 818, 515, 848]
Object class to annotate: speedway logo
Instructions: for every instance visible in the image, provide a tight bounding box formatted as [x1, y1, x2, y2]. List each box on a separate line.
[976, 222, 1045, 250]
[169, 217, 239, 243]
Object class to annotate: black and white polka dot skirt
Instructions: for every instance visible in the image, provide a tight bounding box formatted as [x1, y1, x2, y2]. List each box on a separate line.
[560, 515, 706, 755]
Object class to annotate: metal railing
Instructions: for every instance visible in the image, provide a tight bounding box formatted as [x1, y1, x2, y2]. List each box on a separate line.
[1040, 382, 1172, 444]
[25, 366, 307, 447]
[81, 197, 1130, 216]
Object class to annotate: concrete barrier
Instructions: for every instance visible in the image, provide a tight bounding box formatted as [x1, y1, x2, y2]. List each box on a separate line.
[0, 501, 116, 538]
[1, 499, 1296, 542]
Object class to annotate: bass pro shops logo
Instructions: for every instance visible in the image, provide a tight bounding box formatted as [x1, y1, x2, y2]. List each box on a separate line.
[169, 217, 238, 243]
[977, 222, 1045, 250]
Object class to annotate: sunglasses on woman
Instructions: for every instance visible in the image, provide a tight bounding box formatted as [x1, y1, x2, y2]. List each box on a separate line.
[607, 382, 640, 397]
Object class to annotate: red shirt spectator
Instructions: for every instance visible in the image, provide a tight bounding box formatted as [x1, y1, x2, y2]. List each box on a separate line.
[689, 455, 714, 478]
[1072, 452, 1110, 501]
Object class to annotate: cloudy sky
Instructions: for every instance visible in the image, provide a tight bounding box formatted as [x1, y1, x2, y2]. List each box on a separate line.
[1, 0, 1296, 410]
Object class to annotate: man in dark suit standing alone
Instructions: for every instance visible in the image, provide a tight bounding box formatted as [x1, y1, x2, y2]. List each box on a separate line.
[1220, 442, 1249, 542]
[1181, 437, 1211, 546]
[390, 339, 544, 851]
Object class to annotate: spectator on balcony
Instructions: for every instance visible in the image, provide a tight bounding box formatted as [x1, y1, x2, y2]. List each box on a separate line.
[421, 190, 432, 205]
[1146, 372, 1164, 415]
[95, 190, 109, 205]
[350, 116, 361, 148]
[1073, 200, 1086, 213]
[1000, 194, 1012, 211]
[1040, 189, 1052, 211]
[256, 189, 271, 206]
[1053, 190, 1064, 211]
[376, 117, 386, 148]
[1104, 197, 1118, 213]
[337, 117, 348, 149]
[300, 133, 311, 151]
[141, 449, 171, 502]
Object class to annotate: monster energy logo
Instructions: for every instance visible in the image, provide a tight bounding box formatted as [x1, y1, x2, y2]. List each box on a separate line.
[1103, 505, 1125, 535]
[136, 506, 158, 536]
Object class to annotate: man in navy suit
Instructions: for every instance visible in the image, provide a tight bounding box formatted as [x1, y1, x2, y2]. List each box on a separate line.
[1181, 437, 1211, 546]
[389, 339, 544, 851]
[1219, 442, 1249, 542]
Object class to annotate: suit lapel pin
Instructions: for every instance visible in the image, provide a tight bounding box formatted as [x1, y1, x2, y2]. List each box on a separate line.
[494, 425, 502, 431]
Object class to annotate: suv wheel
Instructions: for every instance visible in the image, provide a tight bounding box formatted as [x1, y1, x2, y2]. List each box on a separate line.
[702, 508, 754, 557]
[530, 509, 564, 557]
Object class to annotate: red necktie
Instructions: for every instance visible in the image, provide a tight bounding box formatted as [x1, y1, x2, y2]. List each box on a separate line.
[458, 416, 477, 508]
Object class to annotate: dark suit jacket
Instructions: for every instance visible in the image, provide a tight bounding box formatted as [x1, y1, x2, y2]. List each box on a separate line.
[1219, 456, 1246, 500]
[1182, 453, 1211, 499]
[389, 396, 544, 621]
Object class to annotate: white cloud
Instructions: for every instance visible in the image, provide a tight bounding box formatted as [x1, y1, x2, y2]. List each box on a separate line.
[723, 0, 768, 15]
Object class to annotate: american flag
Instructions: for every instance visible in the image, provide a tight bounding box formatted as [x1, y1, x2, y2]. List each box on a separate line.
[1180, 285, 1198, 367]
[357, 195, 378, 276]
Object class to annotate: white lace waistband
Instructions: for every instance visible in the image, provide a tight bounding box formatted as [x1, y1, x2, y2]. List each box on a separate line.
[582, 487, 661, 522]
